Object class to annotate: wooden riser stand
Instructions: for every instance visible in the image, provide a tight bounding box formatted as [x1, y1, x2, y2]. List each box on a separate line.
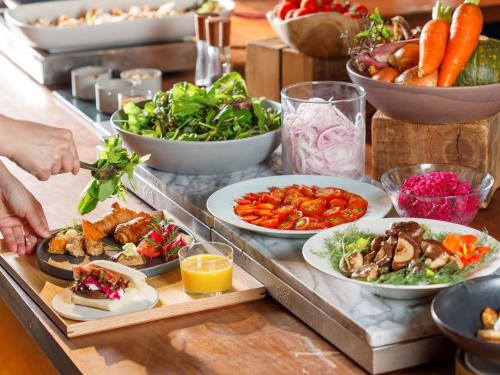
[372, 111, 500, 207]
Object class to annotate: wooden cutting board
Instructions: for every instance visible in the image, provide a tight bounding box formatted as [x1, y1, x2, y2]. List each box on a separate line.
[0, 240, 266, 338]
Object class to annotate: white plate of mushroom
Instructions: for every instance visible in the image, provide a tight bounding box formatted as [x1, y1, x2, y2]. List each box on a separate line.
[302, 218, 500, 300]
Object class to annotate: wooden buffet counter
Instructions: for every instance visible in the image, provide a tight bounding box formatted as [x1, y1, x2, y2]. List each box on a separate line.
[1, 1, 500, 374]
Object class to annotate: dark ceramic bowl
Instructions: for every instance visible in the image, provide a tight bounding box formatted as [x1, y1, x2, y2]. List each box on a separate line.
[347, 61, 500, 124]
[432, 275, 500, 362]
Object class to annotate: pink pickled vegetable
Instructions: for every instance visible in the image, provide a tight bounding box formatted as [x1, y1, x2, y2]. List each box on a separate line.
[397, 171, 480, 224]
[282, 98, 365, 179]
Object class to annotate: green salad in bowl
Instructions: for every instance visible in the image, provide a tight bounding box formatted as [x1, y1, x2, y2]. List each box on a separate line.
[118, 72, 281, 141]
[111, 72, 282, 175]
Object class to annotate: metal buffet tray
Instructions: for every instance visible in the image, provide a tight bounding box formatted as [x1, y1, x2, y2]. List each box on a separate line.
[48, 89, 454, 374]
[0, 10, 196, 85]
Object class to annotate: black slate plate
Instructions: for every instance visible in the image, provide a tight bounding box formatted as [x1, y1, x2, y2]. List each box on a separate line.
[36, 225, 195, 280]
[431, 275, 500, 363]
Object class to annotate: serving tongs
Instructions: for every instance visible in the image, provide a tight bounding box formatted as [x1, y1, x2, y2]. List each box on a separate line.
[80, 161, 116, 180]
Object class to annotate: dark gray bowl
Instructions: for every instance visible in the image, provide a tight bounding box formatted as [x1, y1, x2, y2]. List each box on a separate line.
[431, 275, 500, 362]
[347, 61, 500, 124]
[111, 100, 281, 175]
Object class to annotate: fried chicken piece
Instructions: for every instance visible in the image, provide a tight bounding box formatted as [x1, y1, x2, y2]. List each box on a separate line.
[114, 216, 152, 245]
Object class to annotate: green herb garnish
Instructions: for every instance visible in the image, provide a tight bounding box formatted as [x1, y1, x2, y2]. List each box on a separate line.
[78, 137, 147, 215]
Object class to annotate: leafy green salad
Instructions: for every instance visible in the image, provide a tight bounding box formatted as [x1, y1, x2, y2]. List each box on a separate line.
[118, 72, 281, 142]
[78, 138, 147, 215]
[319, 225, 499, 286]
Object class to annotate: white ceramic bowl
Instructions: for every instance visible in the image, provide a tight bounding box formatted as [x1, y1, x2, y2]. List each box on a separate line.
[110, 100, 281, 174]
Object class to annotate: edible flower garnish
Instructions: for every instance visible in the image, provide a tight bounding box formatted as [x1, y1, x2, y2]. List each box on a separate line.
[443, 233, 491, 265]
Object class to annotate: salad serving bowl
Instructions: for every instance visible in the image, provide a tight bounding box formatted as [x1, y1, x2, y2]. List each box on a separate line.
[347, 60, 500, 124]
[111, 100, 281, 175]
[302, 218, 500, 300]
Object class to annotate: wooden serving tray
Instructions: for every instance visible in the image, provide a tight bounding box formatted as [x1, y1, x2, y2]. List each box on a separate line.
[0, 240, 266, 338]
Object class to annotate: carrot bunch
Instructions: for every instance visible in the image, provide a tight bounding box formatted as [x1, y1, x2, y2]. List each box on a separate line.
[417, 0, 483, 86]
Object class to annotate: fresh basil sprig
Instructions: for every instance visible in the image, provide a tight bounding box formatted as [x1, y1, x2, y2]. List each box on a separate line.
[78, 137, 148, 215]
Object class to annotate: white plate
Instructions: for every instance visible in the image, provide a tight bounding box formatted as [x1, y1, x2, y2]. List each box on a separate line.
[5, 0, 235, 52]
[302, 218, 500, 300]
[51, 285, 158, 321]
[206, 175, 392, 238]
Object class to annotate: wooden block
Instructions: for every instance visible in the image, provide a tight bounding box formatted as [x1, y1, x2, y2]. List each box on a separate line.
[245, 38, 349, 101]
[372, 111, 500, 206]
[246, 38, 287, 101]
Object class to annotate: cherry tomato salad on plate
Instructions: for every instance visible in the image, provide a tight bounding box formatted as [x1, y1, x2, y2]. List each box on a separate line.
[233, 184, 368, 230]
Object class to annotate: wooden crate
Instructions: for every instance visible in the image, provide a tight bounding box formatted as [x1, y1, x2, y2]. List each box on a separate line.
[372, 111, 500, 206]
[245, 38, 350, 101]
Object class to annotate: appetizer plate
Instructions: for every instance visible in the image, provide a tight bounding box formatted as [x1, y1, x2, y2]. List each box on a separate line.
[303, 218, 500, 299]
[206, 175, 392, 238]
[51, 285, 158, 321]
[432, 275, 500, 363]
[37, 224, 194, 280]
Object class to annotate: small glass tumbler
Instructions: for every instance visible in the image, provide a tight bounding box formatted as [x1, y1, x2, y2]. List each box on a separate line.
[281, 82, 366, 180]
[118, 88, 154, 109]
[179, 242, 233, 297]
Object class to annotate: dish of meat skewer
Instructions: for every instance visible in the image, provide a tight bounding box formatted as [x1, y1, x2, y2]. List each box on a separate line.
[36, 203, 195, 280]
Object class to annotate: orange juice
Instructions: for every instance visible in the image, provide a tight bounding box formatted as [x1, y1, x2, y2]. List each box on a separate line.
[180, 254, 233, 295]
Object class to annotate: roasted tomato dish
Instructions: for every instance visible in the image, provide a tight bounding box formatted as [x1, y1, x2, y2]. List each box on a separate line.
[233, 185, 368, 230]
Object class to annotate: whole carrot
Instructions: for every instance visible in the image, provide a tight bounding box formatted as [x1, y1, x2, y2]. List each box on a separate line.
[418, 0, 452, 77]
[437, 0, 483, 87]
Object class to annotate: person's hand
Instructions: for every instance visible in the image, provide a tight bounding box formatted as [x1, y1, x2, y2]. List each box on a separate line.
[0, 163, 50, 255]
[0, 116, 80, 181]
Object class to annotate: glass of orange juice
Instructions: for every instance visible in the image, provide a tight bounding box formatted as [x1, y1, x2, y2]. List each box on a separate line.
[179, 242, 233, 297]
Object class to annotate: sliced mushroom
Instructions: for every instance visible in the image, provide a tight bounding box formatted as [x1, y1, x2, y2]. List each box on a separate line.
[421, 239, 447, 260]
[429, 252, 450, 270]
[386, 236, 399, 247]
[371, 236, 386, 253]
[392, 233, 419, 271]
[351, 264, 379, 280]
[386, 221, 425, 244]
[374, 241, 394, 267]
[363, 251, 377, 265]
[347, 252, 364, 272]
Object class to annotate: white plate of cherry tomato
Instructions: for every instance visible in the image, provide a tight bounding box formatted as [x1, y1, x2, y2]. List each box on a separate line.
[207, 175, 392, 238]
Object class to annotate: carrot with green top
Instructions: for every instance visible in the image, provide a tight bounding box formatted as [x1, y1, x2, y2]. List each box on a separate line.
[418, 0, 452, 77]
[437, 0, 483, 87]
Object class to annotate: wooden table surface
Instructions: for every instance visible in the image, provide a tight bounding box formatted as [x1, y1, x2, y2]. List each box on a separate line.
[1, 1, 500, 374]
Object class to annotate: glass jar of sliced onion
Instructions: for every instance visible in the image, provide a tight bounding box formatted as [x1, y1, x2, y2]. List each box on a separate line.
[281, 82, 366, 180]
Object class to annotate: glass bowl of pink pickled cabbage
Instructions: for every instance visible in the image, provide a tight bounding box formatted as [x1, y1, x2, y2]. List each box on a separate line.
[381, 164, 494, 225]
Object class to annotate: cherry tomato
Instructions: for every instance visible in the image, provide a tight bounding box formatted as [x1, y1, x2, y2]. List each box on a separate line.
[299, 199, 326, 216]
[273, 213, 288, 222]
[292, 7, 313, 17]
[298, 185, 315, 198]
[329, 198, 347, 210]
[348, 197, 368, 210]
[325, 215, 346, 227]
[348, 4, 368, 18]
[324, 207, 342, 217]
[241, 215, 259, 222]
[256, 203, 275, 210]
[294, 217, 311, 229]
[234, 198, 253, 205]
[274, 205, 295, 215]
[261, 193, 282, 205]
[276, 1, 297, 19]
[250, 217, 267, 226]
[254, 209, 275, 217]
[300, 0, 318, 11]
[260, 219, 279, 229]
[278, 220, 294, 230]
[320, 0, 333, 7]
[245, 193, 260, 201]
[270, 188, 287, 200]
[137, 242, 161, 258]
[283, 193, 300, 205]
[340, 207, 366, 222]
[332, 1, 348, 13]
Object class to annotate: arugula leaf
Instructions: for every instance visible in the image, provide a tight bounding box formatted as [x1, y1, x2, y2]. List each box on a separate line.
[78, 137, 144, 215]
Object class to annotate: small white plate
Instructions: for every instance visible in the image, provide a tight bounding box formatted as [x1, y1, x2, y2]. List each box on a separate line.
[206, 175, 392, 238]
[51, 285, 158, 321]
[302, 218, 500, 300]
